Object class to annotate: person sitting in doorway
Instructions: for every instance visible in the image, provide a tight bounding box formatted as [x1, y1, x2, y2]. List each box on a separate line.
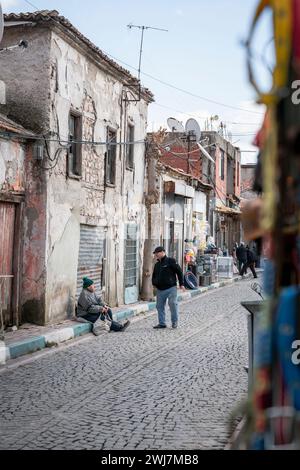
[77, 277, 130, 335]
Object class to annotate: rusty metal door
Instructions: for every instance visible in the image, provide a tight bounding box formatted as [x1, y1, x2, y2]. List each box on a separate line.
[0, 201, 16, 327]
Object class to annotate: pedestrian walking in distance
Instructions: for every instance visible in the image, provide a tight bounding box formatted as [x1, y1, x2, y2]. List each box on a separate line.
[241, 246, 258, 279]
[152, 247, 185, 329]
[77, 277, 130, 335]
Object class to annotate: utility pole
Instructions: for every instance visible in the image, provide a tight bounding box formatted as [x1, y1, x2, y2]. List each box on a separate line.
[181, 131, 197, 175]
[127, 23, 168, 100]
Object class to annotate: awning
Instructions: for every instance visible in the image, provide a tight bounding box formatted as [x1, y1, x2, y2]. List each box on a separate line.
[215, 204, 241, 215]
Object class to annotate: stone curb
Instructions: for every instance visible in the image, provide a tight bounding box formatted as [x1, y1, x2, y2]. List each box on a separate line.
[3, 274, 252, 363]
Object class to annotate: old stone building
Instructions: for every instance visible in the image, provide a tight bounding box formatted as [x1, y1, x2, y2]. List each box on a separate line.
[200, 131, 241, 253]
[158, 130, 242, 253]
[0, 10, 153, 325]
[144, 134, 211, 271]
[159, 164, 211, 269]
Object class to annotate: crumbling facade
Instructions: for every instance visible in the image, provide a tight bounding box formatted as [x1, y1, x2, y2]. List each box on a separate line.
[0, 10, 153, 325]
[158, 130, 242, 253]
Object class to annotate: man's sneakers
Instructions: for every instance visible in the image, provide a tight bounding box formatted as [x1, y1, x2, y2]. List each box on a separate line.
[172, 324, 178, 329]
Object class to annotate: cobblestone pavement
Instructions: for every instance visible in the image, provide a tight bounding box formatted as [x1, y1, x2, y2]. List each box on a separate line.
[0, 278, 259, 450]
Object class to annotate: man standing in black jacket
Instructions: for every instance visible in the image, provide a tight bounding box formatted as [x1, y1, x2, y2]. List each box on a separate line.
[241, 246, 258, 278]
[152, 247, 185, 329]
[236, 242, 247, 275]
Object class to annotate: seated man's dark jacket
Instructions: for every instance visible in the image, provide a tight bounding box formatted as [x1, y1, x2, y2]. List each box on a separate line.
[152, 256, 184, 291]
[77, 289, 105, 317]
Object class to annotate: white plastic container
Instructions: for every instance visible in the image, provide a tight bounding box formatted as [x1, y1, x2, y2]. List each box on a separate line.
[217, 256, 234, 278]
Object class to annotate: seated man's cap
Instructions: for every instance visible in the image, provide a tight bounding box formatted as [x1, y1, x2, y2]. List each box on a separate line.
[83, 277, 94, 289]
[153, 246, 166, 254]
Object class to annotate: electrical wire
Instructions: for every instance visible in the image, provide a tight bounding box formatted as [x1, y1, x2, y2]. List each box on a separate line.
[39, 147, 65, 171]
[152, 102, 261, 126]
[0, 131, 146, 146]
[114, 60, 265, 116]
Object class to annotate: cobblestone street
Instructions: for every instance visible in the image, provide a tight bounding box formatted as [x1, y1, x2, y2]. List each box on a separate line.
[0, 279, 259, 450]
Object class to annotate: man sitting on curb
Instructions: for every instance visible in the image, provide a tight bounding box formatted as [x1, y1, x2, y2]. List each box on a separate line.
[77, 277, 130, 336]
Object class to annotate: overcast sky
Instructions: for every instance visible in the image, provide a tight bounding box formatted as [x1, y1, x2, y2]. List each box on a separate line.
[1, 0, 273, 163]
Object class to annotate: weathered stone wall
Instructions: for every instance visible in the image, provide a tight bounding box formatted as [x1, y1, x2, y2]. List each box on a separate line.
[0, 23, 150, 322]
[0, 138, 25, 191]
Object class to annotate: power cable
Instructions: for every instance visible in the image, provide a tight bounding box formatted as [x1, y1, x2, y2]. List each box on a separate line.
[153, 102, 262, 126]
[22, 0, 264, 116]
[0, 131, 146, 146]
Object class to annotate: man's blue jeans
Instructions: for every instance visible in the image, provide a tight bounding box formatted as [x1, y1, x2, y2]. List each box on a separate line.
[156, 286, 179, 326]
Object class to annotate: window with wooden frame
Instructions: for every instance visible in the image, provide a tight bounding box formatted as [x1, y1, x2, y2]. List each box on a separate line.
[105, 128, 117, 186]
[68, 112, 82, 178]
[126, 123, 135, 170]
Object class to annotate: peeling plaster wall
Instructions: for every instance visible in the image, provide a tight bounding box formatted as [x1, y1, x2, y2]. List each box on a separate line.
[45, 31, 149, 319]
[0, 23, 149, 323]
[0, 25, 52, 324]
[0, 139, 25, 191]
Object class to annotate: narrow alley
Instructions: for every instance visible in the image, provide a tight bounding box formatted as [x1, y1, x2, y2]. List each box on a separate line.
[0, 279, 258, 450]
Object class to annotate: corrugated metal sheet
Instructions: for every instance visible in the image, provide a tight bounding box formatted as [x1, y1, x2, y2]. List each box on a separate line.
[0, 202, 15, 325]
[77, 225, 105, 297]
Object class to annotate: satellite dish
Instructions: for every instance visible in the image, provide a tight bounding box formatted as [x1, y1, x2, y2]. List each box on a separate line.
[0, 3, 4, 45]
[167, 117, 184, 132]
[185, 118, 202, 142]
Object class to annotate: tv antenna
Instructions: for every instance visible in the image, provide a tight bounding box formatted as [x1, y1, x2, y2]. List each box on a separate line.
[126, 23, 168, 101]
[210, 115, 219, 130]
[167, 117, 184, 133]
